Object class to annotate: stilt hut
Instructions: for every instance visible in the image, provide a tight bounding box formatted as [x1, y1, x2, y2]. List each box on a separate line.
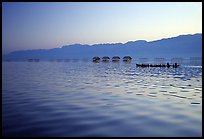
[102, 56, 110, 62]
[93, 56, 100, 62]
[112, 56, 120, 62]
[123, 56, 132, 62]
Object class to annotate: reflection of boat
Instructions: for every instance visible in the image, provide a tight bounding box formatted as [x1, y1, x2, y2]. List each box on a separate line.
[136, 63, 179, 68]
[93, 56, 100, 62]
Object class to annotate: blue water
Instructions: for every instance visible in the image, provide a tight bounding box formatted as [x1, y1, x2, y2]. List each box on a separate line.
[2, 61, 202, 137]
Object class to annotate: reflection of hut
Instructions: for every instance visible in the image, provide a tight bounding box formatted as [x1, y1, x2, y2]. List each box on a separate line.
[112, 56, 120, 62]
[123, 56, 132, 62]
[102, 56, 110, 62]
[93, 56, 100, 62]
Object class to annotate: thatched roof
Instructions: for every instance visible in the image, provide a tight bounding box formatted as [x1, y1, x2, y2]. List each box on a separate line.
[112, 56, 120, 59]
[123, 56, 132, 60]
[93, 56, 100, 60]
[102, 56, 110, 60]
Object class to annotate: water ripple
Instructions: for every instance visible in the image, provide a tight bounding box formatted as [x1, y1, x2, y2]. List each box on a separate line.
[2, 62, 202, 137]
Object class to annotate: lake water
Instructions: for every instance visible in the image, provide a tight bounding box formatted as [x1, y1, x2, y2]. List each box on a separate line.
[2, 61, 202, 137]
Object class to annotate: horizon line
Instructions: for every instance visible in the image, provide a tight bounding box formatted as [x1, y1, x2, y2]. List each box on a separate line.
[4, 33, 202, 55]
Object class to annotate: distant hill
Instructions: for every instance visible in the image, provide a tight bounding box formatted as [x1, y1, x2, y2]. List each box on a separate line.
[2, 33, 202, 61]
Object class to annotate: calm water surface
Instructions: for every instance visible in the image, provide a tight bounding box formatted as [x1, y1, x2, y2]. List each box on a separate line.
[2, 61, 202, 137]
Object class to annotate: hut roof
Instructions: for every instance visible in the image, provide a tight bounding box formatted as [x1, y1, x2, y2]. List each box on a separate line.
[102, 56, 110, 59]
[112, 56, 120, 59]
[93, 56, 100, 60]
[123, 56, 132, 59]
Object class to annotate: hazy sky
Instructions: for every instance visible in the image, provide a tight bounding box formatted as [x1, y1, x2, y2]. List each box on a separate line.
[2, 2, 202, 54]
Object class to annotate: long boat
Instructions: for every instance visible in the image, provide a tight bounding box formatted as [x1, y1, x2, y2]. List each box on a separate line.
[136, 63, 179, 68]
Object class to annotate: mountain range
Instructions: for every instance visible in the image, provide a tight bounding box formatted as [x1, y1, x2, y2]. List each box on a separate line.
[2, 33, 202, 61]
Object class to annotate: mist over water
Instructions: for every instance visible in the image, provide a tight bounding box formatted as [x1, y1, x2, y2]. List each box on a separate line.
[2, 61, 202, 137]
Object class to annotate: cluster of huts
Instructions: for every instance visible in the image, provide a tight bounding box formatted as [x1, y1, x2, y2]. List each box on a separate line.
[93, 56, 132, 62]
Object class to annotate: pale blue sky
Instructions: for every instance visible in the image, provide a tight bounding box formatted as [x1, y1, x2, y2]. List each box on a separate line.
[2, 2, 202, 54]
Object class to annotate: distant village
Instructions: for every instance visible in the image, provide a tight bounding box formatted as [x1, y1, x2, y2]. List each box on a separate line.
[3, 56, 201, 68]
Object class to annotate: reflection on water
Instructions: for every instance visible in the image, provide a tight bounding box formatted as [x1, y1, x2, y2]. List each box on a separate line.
[2, 61, 202, 137]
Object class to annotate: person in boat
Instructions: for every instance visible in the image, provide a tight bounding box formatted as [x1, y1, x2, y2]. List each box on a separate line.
[167, 62, 170, 68]
[173, 63, 179, 68]
[136, 62, 179, 68]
